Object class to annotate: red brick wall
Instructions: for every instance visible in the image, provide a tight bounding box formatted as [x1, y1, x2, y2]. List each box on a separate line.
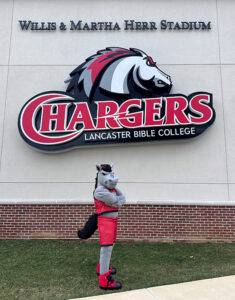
[0, 204, 234, 242]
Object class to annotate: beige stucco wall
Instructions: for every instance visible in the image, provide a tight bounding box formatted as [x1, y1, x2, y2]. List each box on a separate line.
[0, 0, 235, 205]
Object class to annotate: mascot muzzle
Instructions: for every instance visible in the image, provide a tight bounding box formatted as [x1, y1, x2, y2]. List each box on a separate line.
[103, 174, 118, 190]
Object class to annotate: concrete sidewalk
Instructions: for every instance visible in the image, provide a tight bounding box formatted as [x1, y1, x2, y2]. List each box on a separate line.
[69, 275, 235, 300]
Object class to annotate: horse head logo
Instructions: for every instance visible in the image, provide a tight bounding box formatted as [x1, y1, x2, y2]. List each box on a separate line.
[65, 47, 172, 101]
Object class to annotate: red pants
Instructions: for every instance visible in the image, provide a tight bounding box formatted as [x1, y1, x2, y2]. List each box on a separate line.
[98, 216, 118, 246]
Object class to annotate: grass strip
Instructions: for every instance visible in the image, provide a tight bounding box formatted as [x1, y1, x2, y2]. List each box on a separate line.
[0, 240, 234, 300]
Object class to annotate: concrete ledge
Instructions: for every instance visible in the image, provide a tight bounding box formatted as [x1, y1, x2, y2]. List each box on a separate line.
[0, 199, 235, 206]
[69, 288, 157, 300]
[69, 275, 235, 300]
[148, 275, 235, 300]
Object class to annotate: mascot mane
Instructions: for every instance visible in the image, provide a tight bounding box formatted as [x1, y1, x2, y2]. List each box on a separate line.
[65, 47, 146, 101]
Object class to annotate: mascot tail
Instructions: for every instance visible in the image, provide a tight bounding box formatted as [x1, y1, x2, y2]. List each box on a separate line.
[78, 213, 98, 239]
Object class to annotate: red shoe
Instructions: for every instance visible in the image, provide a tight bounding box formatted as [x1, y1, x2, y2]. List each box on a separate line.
[96, 263, 116, 275]
[99, 272, 122, 290]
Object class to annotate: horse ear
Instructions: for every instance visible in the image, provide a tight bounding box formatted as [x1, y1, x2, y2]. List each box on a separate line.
[110, 164, 114, 169]
[96, 164, 101, 171]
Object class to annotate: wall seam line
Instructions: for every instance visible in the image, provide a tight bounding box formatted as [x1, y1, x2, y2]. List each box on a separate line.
[0, 182, 229, 184]
[215, 0, 230, 202]
[0, 0, 15, 173]
[6, 63, 231, 67]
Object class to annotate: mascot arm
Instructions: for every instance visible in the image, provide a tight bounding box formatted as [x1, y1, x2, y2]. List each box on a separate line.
[94, 186, 126, 208]
[115, 187, 126, 206]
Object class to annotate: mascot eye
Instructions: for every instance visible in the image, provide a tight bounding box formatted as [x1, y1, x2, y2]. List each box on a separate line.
[102, 172, 106, 175]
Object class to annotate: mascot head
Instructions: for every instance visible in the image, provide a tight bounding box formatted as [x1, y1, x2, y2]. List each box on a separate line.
[95, 164, 118, 190]
[65, 47, 172, 101]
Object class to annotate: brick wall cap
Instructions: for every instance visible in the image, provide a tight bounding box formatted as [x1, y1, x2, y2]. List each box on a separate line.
[1, 199, 235, 206]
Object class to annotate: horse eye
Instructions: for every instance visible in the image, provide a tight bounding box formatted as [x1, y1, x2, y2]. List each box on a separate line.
[146, 59, 155, 67]
[102, 172, 106, 175]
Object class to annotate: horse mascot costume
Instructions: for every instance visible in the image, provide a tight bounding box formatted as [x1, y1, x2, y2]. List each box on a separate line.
[78, 164, 126, 290]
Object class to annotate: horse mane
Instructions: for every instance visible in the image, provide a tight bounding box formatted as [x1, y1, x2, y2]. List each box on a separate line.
[65, 47, 145, 101]
[94, 173, 98, 192]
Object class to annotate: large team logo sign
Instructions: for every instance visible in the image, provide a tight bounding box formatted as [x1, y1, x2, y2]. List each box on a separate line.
[18, 47, 215, 152]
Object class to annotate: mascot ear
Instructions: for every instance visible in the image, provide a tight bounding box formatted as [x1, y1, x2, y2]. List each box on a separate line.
[96, 164, 101, 171]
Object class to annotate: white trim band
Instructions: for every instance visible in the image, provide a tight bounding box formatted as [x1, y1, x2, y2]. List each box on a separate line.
[0, 199, 235, 206]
